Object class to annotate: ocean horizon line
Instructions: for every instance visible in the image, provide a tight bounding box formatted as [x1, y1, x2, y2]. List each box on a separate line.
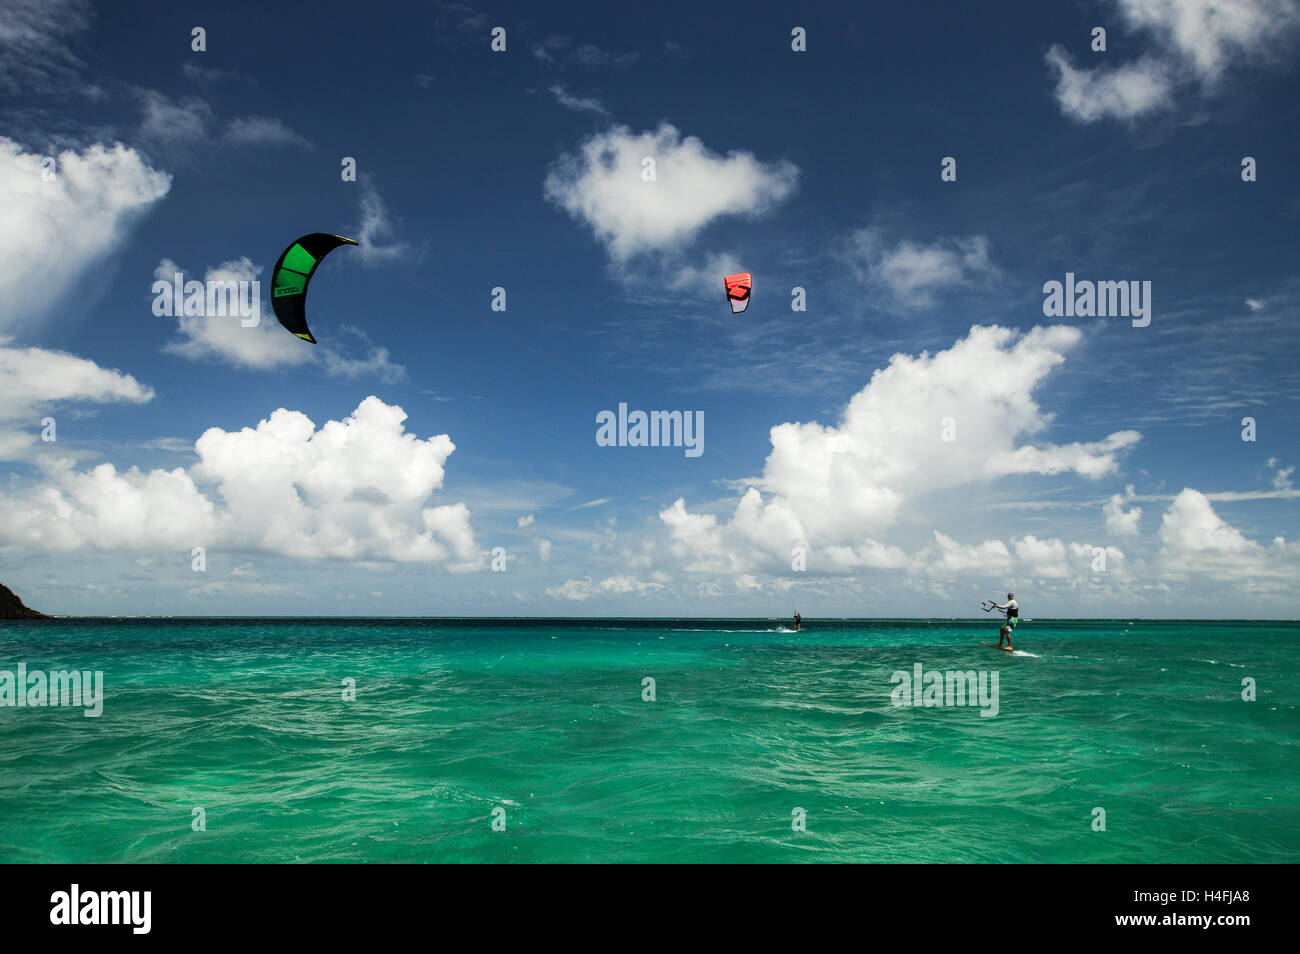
[8, 615, 1297, 623]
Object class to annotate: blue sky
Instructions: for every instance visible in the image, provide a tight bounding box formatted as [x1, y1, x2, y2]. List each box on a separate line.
[1, 0, 1298, 617]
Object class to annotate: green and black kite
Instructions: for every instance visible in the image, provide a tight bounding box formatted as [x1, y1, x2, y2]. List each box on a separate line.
[270, 233, 358, 343]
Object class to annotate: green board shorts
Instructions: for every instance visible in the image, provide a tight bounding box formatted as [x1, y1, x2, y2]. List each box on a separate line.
[1004, 617, 1018, 630]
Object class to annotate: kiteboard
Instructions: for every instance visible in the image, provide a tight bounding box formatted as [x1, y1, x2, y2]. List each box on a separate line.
[981, 641, 1014, 652]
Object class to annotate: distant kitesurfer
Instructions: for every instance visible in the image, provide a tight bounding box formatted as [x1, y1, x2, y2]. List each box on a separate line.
[793, 611, 802, 632]
[991, 593, 1018, 650]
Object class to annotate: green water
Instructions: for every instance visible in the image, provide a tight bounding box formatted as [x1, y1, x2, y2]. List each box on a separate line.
[0, 618, 1295, 863]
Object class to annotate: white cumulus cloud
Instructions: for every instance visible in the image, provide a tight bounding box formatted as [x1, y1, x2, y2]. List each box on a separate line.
[0, 396, 481, 566]
[1104, 484, 1143, 536]
[1046, 0, 1300, 122]
[137, 90, 213, 144]
[549, 84, 609, 116]
[157, 257, 311, 370]
[157, 257, 403, 378]
[0, 138, 171, 333]
[0, 341, 154, 460]
[223, 116, 312, 149]
[847, 228, 997, 310]
[354, 184, 413, 266]
[544, 122, 798, 261]
[1045, 49, 1174, 122]
[547, 574, 664, 601]
[1160, 488, 1254, 555]
[1157, 488, 1299, 584]
[1116, 0, 1300, 83]
[661, 325, 1141, 574]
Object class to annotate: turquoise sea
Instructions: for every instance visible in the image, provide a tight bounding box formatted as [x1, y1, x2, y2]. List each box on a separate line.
[0, 618, 1295, 863]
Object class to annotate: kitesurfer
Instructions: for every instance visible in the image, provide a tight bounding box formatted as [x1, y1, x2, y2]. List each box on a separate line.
[990, 594, 1018, 650]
